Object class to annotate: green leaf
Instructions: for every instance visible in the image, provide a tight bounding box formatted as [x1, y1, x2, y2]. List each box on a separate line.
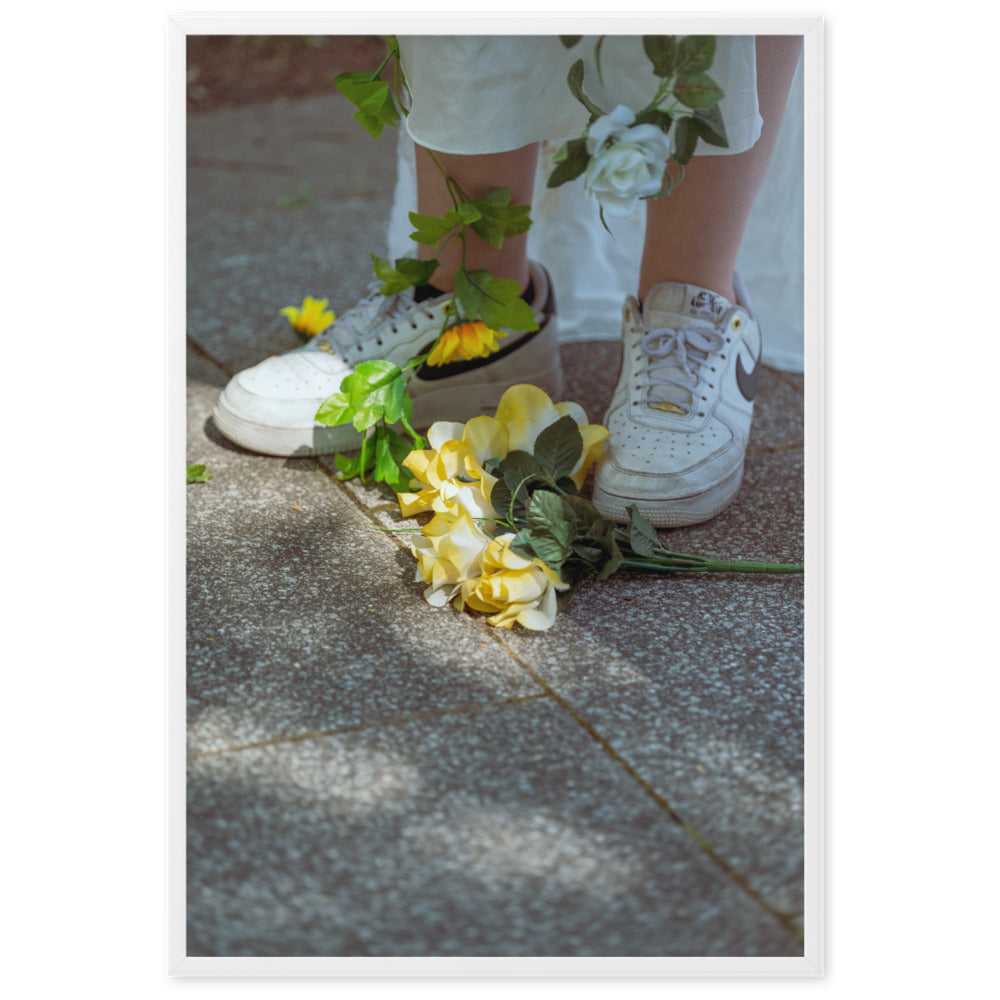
[673, 72, 725, 110]
[509, 527, 537, 561]
[627, 504, 660, 557]
[534, 416, 583, 481]
[627, 512, 656, 557]
[408, 204, 482, 247]
[186, 463, 212, 484]
[632, 108, 673, 131]
[499, 450, 543, 500]
[689, 105, 729, 148]
[672, 117, 698, 165]
[407, 211, 460, 247]
[334, 71, 399, 139]
[374, 426, 415, 492]
[314, 390, 354, 427]
[525, 490, 577, 570]
[334, 448, 374, 481]
[562, 495, 602, 532]
[338, 359, 406, 432]
[583, 517, 625, 580]
[559, 35, 582, 48]
[371, 253, 438, 295]
[489, 478, 514, 520]
[566, 59, 605, 119]
[570, 540, 605, 565]
[676, 35, 716, 74]
[642, 35, 677, 78]
[454, 268, 539, 333]
[467, 188, 532, 249]
[547, 138, 590, 189]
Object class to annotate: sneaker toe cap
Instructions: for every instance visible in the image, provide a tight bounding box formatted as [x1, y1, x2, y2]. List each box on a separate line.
[595, 436, 745, 502]
[221, 352, 351, 426]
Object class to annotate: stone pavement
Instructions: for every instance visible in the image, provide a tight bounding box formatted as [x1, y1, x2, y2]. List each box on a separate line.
[185, 90, 807, 958]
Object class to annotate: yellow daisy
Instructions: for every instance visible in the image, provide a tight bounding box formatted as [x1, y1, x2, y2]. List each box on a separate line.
[425, 321, 507, 367]
[280, 296, 335, 338]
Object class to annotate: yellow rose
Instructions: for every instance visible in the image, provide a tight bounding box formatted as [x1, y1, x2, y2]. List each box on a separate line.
[458, 534, 568, 631]
[397, 417, 507, 520]
[494, 384, 610, 490]
[397, 385, 609, 521]
[409, 510, 493, 608]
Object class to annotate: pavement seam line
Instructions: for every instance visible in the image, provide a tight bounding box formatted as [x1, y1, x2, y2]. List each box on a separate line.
[478, 624, 805, 941]
[745, 440, 804, 456]
[187, 692, 550, 761]
[187, 335, 233, 379]
[307, 456, 804, 939]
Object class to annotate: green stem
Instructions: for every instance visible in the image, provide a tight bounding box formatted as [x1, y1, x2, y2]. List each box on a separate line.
[374, 46, 396, 78]
[400, 353, 429, 372]
[621, 556, 803, 574]
[399, 412, 424, 448]
[359, 431, 369, 484]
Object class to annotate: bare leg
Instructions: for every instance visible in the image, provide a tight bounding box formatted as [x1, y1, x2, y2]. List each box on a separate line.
[414, 143, 538, 293]
[639, 35, 803, 303]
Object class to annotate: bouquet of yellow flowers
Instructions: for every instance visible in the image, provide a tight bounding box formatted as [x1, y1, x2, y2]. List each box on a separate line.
[394, 384, 801, 631]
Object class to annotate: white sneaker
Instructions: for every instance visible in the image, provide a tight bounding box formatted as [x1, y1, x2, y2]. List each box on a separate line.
[593, 274, 763, 527]
[213, 261, 562, 456]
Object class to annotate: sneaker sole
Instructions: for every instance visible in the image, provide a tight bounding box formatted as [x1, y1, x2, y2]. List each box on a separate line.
[212, 394, 364, 456]
[212, 363, 565, 458]
[592, 461, 745, 528]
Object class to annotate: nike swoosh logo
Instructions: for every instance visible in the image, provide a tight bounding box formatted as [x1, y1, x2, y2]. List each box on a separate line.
[736, 349, 760, 402]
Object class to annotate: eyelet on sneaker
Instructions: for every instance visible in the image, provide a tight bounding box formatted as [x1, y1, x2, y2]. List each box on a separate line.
[731, 316, 743, 332]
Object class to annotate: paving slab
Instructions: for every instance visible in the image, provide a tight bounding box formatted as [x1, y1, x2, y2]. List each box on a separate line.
[496, 567, 804, 916]
[187, 94, 398, 374]
[187, 384, 544, 756]
[188, 698, 801, 957]
[185, 82, 807, 959]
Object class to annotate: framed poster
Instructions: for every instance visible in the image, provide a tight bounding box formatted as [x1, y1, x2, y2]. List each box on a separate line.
[170, 13, 823, 977]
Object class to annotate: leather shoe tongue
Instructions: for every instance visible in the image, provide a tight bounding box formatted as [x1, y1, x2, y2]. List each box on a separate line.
[644, 281, 731, 329]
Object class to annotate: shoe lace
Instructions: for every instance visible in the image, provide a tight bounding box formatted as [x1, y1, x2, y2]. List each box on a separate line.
[639, 322, 726, 415]
[308, 283, 435, 355]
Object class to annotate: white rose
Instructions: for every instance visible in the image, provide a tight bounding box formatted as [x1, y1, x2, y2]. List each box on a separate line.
[583, 105, 673, 217]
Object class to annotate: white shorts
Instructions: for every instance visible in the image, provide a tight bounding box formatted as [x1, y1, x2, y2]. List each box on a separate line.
[397, 35, 762, 156]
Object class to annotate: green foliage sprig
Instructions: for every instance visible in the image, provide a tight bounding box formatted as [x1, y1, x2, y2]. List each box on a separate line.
[323, 38, 539, 495]
[186, 463, 213, 484]
[550, 35, 729, 220]
[479, 415, 802, 610]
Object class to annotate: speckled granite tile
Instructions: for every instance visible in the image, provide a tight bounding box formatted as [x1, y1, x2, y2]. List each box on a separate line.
[186, 349, 228, 389]
[187, 94, 397, 211]
[187, 94, 397, 375]
[187, 199, 394, 376]
[186, 384, 541, 754]
[498, 566, 804, 915]
[188, 699, 801, 957]
[492, 447, 805, 915]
